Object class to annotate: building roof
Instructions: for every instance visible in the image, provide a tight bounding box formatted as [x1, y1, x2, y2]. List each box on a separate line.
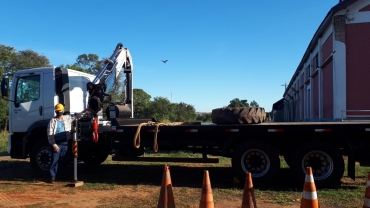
[272, 98, 285, 111]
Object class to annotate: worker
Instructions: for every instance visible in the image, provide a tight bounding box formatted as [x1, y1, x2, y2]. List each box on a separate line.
[47, 103, 88, 183]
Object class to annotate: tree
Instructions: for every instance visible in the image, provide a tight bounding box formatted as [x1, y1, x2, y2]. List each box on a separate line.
[196, 112, 212, 123]
[62, 64, 86, 73]
[76, 54, 103, 75]
[147, 97, 173, 122]
[0, 68, 9, 131]
[0, 46, 51, 131]
[8, 50, 50, 77]
[74, 53, 122, 104]
[0, 46, 14, 131]
[171, 102, 197, 122]
[108, 70, 125, 103]
[250, 100, 259, 107]
[1, 46, 50, 79]
[133, 89, 151, 118]
[0, 45, 16, 75]
[228, 98, 249, 108]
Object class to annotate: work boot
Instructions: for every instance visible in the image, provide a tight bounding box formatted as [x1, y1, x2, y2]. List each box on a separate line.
[49, 177, 55, 184]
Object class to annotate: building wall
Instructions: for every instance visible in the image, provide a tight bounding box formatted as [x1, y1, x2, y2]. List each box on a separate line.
[322, 33, 333, 61]
[312, 72, 319, 118]
[322, 14, 348, 120]
[277, 0, 370, 122]
[322, 33, 334, 119]
[341, 0, 370, 117]
[318, 23, 334, 120]
[345, 22, 370, 113]
[332, 14, 347, 119]
[307, 86, 311, 118]
[300, 74, 304, 119]
[322, 60, 334, 118]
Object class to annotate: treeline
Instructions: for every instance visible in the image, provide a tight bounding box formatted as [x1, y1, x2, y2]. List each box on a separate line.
[0, 44, 259, 130]
[133, 89, 197, 122]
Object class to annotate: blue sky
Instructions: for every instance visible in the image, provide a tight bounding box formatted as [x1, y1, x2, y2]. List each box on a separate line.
[1, 0, 340, 112]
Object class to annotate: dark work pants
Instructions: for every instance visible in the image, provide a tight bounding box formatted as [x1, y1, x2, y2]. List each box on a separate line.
[50, 143, 68, 180]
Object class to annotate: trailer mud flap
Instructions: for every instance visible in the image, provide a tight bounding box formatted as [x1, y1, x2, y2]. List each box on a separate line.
[348, 154, 355, 180]
[344, 136, 355, 180]
[10, 133, 27, 159]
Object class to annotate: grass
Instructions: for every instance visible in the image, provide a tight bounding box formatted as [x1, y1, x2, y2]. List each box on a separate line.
[0, 132, 370, 207]
[0, 157, 368, 207]
[94, 152, 370, 207]
[0, 131, 8, 155]
[109, 151, 370, 207]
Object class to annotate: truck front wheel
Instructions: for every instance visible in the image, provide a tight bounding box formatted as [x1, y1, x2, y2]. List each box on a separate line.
[30, 140, 53, 174]
[83, 152, 109, 165]
[290, 141, 344, 187]
[232, 140, 280, 186]
[82, 147, 109, 165]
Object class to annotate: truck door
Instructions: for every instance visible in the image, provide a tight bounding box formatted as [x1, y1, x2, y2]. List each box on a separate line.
[10, 72, 44, 132]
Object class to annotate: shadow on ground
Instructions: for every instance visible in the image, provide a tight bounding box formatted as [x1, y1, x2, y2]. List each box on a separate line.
[0, 152, 9, 156]
[0, 159, 359, 191]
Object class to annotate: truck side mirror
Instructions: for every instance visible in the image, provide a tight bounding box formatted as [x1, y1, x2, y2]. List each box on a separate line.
[1, 77, 9, 97]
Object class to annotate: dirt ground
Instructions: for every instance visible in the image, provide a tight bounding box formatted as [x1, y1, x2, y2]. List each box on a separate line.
[0, 182, 301, 208]
[0, 155, 346, 207]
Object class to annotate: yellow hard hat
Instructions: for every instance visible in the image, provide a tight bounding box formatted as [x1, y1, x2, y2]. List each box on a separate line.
[55, 103, 64, 111]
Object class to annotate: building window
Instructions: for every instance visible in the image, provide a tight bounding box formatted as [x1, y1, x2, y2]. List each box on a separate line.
[300, 73, 305, 87]
[305, 65, 310, 81]
[313, 53, 319, 71]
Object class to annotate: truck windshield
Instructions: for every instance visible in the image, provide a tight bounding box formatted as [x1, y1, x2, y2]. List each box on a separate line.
[15, 75, 40, 103]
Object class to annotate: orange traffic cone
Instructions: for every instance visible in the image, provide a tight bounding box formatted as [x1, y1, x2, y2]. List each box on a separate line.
[241, 172, 257, 208]
[157, 165, 175, 208]
[363, 173, 370, 208]
[199, 170, 214, 208]
[300, 166, 319, 208]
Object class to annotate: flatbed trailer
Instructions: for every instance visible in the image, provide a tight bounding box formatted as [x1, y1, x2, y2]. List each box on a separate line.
[3, 44, 370, 188]
[98, 119, 370, 187]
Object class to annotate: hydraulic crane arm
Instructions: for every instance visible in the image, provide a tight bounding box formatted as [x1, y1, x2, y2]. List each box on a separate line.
[87, 43, 133, 117]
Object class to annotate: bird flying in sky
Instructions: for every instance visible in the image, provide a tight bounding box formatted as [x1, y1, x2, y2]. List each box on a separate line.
[162, 60, 168, 63]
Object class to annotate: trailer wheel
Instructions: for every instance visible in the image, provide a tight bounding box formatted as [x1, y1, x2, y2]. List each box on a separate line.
[83, 150, 109, 165]
[232, 140, 280, 186]
[30, 140, 53, 174]
[290, 142, 344, 187]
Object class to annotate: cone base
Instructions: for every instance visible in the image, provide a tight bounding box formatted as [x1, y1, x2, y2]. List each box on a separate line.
[300, 198, 319, 208]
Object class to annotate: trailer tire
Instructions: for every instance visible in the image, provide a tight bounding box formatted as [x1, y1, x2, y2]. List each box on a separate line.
[290, 142, 344, 187]
[83, 151, 109, 165]
[232, 140, 280, 186]
[212, 107, 266, 124]
[30, 140, 53, 174]
[211, 108, 221, 124]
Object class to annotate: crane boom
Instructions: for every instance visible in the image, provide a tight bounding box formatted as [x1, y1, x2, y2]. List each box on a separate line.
[87, 43, 133, 117]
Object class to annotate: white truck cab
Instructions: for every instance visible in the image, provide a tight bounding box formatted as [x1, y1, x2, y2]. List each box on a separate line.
[2, 67, 94, 162]
[8, 67, 94, 133]
[1, 43, 133, 172]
